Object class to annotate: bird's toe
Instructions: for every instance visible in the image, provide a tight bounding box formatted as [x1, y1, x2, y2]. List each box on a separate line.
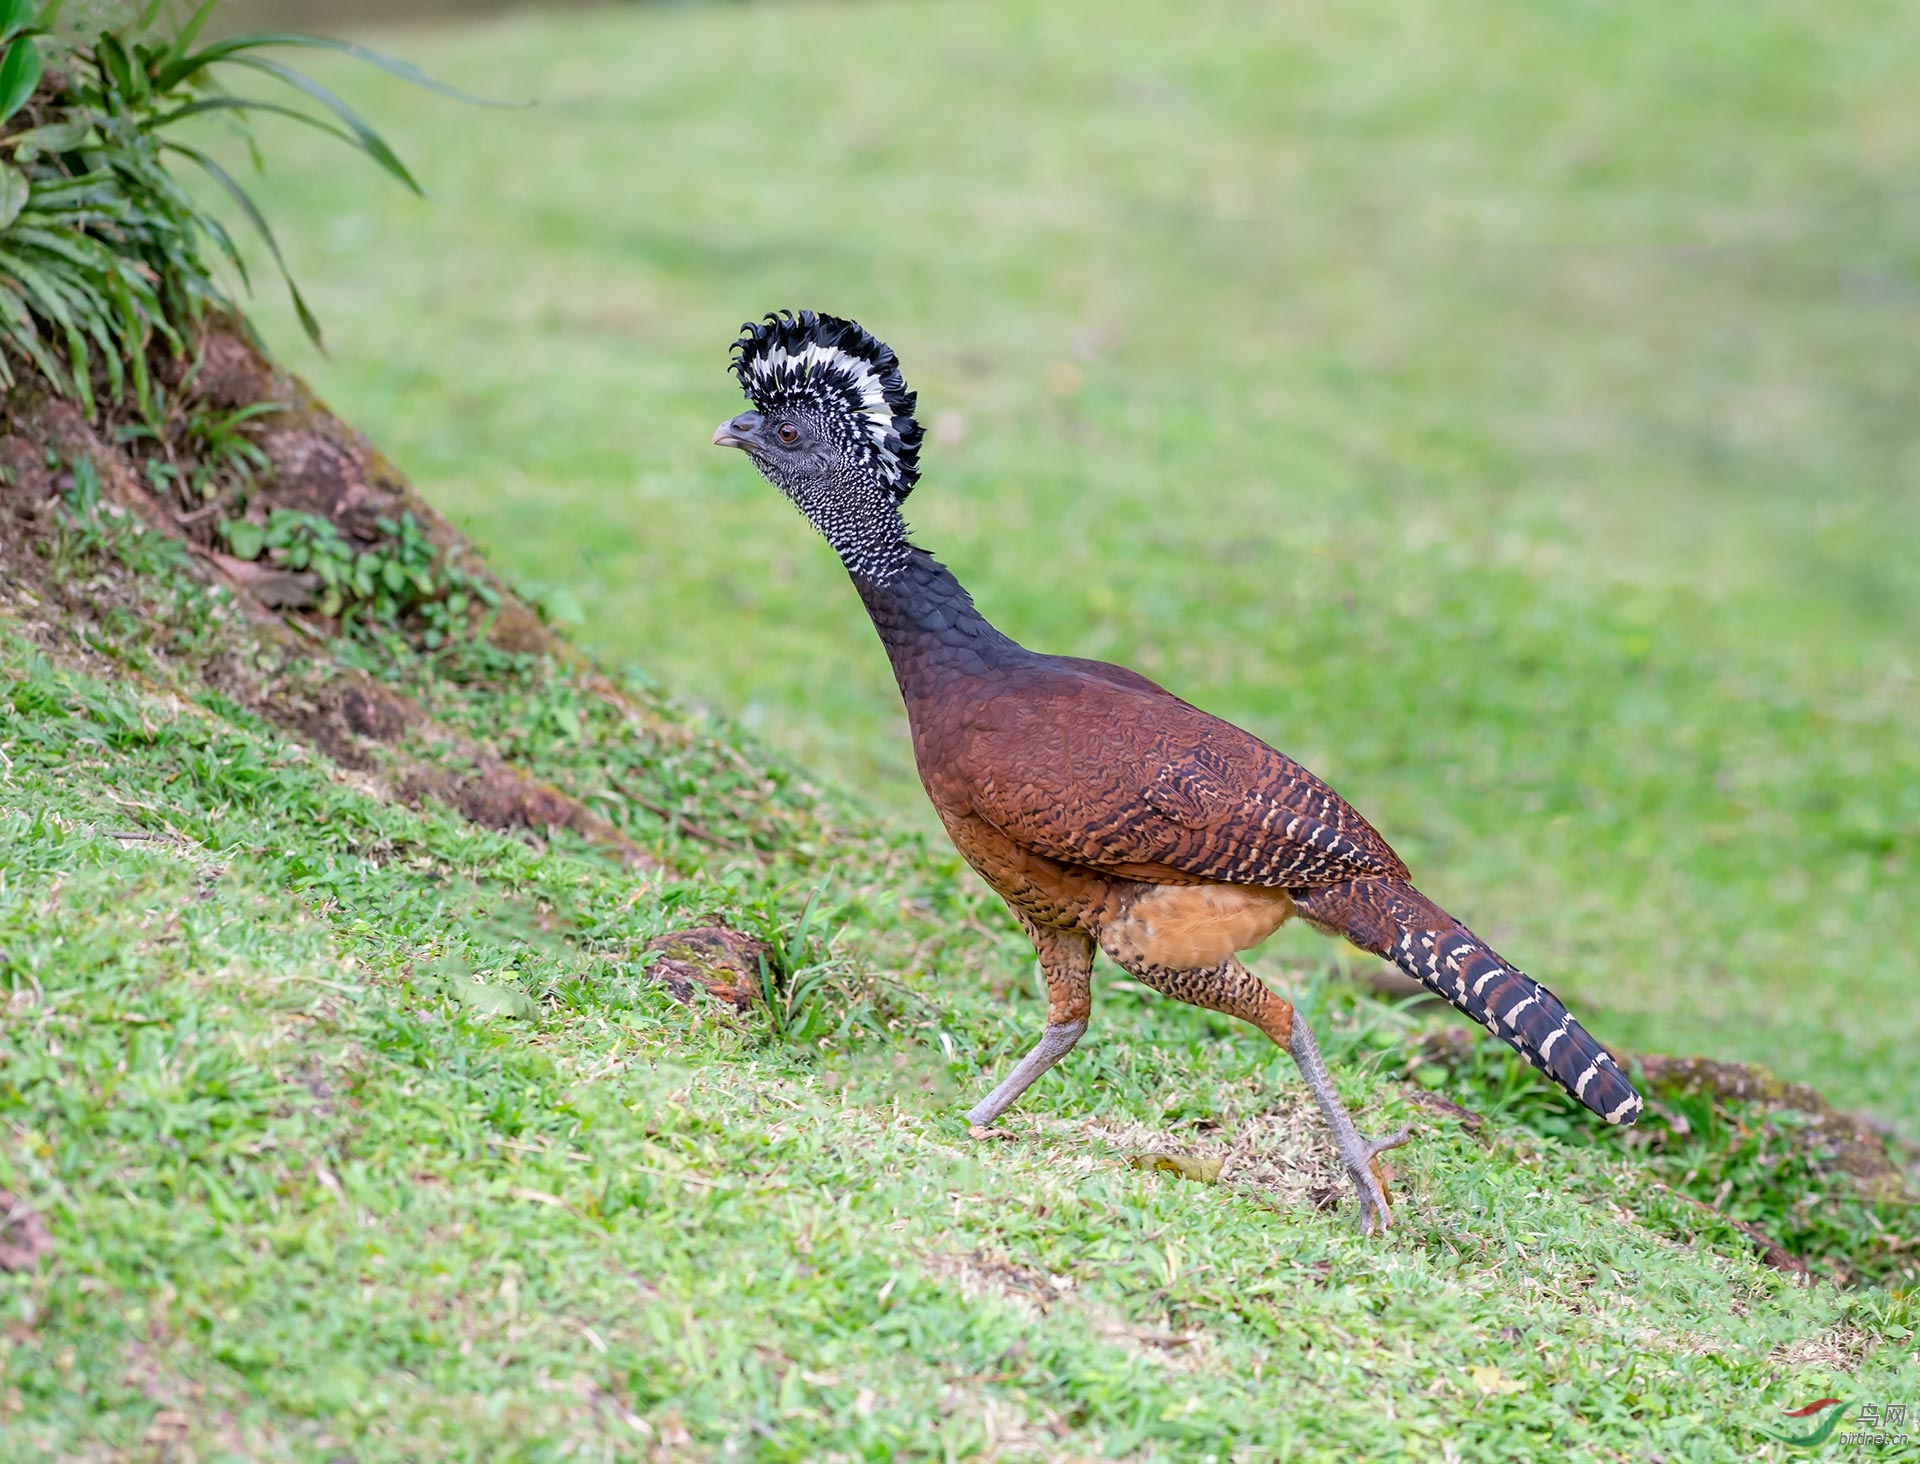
[1344, 1127, 1414, 1235]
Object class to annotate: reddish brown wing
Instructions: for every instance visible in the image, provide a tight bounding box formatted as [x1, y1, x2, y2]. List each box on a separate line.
[957, 660, 1408, 890]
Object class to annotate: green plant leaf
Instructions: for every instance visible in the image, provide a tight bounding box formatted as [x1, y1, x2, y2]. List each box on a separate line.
[0, 0, 32, 50]
[541, 586, 585, 626]
[94, 34, 147, 110]
[0, 244, 94, 417]
[6, 118, 91, 158]
[6, 222, 122, 275]
[457, 982, 536, 1020]
[0, 12, 473, 417]
[70, 272, 123, 404]
[99, 266, 157, 422]
[224, 55, 422, 196]
[65, 453, 99, 513]
[783, 884, 828, 975]
[19, 167, 118, 211]
[0, 162, 25, 228]
[0, 277, 69, 392]
[147, 162, 254, 290]
[146, 95, 360, 153]
[161, 140, 324, 349]
[154, 32, 519, 109]
[213, 400, 289, 430]
[158, 0, 221, 67]
[220, 518, 265, 560]
[0, 34, 43, 125]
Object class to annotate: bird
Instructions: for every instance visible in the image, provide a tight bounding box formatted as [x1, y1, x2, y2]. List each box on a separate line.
[711, 309, 1641, 1232]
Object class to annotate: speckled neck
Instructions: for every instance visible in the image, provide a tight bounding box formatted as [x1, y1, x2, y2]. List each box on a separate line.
[852, 548, 1026, 698]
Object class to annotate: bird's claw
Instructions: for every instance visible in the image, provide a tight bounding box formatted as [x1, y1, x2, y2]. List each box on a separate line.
[1342, 1126, 1413, 1236]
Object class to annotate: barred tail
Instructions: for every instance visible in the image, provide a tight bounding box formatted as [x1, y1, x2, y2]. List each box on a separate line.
[1296, 880, 1642, 1125]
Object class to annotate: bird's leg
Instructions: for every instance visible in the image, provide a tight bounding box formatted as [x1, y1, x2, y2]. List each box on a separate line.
[1286, 1011, 1412, 1235]
[1095, 950, 1412, 1234]
[966, 922, 1094, 1131]
[966, 1020, 1087, 1128]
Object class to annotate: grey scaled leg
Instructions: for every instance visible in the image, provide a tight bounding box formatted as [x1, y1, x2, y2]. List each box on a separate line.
[1089, 945, 1412, 1235]
[1288, 1012, 1412, 1235]
[966, 921, 1095, 1130]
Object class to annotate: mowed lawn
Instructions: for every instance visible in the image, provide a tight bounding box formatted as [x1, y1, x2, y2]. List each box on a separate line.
[209, 0, 1918, 1129]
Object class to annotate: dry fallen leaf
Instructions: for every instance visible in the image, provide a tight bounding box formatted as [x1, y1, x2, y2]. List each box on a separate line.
[459, 981, 536, 1019]
[1469, 1365, 1527, 1395]
[1129, 1152, 1224, 1184]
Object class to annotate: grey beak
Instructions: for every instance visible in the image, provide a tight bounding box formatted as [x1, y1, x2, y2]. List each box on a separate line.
[712, 410, 762, 449]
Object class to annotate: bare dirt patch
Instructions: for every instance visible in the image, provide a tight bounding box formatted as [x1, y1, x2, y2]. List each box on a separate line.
[0, 1190, 53, 1274]
[1071, 1090, 1363, 1218]
[1768, 1324, 1880, 1374]
[2, 324, 664, 870]
[919, 1249, 1216, 1374]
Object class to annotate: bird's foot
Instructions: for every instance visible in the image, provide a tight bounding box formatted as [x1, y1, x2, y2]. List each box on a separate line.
[1337, 1126, 1413, 1235]
[1287, 1012, 1414, 1236]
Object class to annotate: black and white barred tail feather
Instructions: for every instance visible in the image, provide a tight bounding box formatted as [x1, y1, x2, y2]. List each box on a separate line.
[1296, 879, 1641, 1125]
[1396, 919, 1641, 1125]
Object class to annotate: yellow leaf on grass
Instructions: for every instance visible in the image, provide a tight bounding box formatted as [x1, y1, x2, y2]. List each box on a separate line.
[1129, 1152, 1223, 1184]
[1470, 1366, 1527, 1396]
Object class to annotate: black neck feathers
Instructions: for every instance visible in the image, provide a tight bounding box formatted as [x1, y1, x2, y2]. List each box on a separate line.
[852, 548, 1026, 696]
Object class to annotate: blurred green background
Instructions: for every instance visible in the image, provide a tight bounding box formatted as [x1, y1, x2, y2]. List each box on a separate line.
[201, 0, 1916, 1129]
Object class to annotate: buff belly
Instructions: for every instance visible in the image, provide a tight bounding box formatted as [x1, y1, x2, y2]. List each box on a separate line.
[1101, 882, 1296, 971]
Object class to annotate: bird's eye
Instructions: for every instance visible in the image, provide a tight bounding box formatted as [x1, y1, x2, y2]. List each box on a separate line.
[776, 424, 800, 445]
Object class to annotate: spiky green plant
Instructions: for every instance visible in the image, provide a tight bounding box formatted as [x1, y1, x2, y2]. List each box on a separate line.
[0, 0, 480, 419]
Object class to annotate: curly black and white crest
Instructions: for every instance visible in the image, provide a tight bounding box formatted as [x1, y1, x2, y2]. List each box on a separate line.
[730, 310, 924, 500]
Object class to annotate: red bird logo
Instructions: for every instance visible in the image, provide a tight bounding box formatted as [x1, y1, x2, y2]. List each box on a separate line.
[1765, 1399, 1850, 1447]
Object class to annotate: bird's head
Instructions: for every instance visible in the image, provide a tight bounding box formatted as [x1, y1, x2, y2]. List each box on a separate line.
[713, 310, 923, 580]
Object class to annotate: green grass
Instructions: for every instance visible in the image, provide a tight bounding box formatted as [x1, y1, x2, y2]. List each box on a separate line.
[190, 0, 1920, 1133]
[0, 511, 1912, 1462]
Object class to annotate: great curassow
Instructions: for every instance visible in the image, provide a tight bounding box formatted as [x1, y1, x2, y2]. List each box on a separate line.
[712, 309, 1641, 1232]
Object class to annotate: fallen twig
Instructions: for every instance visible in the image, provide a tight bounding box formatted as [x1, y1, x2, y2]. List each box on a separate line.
[614, 780, 767, 859]
[1654, 1181, 1811, 1282]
